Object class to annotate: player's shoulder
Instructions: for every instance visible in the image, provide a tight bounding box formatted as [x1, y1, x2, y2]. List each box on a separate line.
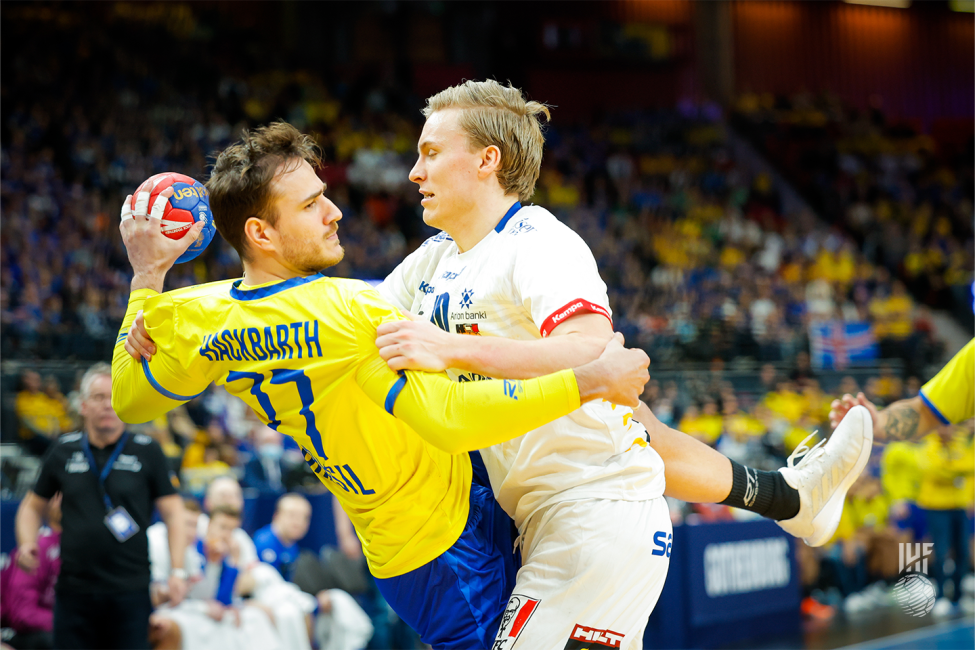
[325, 277, 385, 303]
[149, 278, 238, 310]
[418, 230, 455, 251]
[499, 204, 585, 243]
[498, 204, 593, 257]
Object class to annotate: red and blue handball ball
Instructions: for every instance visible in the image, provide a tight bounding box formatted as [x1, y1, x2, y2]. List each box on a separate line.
[129, 172, 216, 263]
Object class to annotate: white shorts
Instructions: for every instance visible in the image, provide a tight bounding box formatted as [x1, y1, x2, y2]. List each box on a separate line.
[492, 497, 672, 650]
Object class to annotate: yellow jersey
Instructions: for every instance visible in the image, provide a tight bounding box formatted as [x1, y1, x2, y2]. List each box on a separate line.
[915, 431, 975, 510]
[112, 273, 580, 578]
[920, 339, 974, 425]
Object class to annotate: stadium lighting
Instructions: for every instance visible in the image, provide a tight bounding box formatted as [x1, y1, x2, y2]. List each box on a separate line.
[843, 0, 911, 7]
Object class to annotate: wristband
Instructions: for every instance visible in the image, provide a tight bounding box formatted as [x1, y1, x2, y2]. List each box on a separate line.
[170, 568, 188, 580]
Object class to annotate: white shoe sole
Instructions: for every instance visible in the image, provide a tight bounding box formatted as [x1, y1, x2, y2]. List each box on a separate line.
[805, 405, 874, 547]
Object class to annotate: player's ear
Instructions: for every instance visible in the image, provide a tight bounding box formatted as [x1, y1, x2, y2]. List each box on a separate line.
[244, 217, 275, 253]
[478, 145, 502, 178]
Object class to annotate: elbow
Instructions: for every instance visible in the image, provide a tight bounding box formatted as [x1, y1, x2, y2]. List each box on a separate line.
[111, 396, 141, 424]
[111, 397, 132, 423]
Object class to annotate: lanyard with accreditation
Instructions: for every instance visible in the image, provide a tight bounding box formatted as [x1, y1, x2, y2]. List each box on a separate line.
[81, 432, 140, 542]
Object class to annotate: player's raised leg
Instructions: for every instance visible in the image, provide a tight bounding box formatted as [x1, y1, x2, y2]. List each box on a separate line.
[637, 402, 873, 547]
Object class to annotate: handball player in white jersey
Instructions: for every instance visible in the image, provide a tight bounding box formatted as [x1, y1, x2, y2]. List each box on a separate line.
[373, 80, 873, 648]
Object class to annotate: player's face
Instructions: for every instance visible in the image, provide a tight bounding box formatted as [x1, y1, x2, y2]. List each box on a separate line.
[268, 159, 344, 273]
[410, 109, 483, 232]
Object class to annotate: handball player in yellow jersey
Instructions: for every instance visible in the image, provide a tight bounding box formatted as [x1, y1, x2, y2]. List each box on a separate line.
[111, 123, 651, 649]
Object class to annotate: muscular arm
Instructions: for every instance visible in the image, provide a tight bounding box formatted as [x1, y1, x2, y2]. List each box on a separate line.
[377, 313, 612, 379]
[876, 397, 936, 442]
[636, 402, 734, 503]
[832, 394, 941, 443]
[156, 495, 186, 571]
[358, 362, 581, 454]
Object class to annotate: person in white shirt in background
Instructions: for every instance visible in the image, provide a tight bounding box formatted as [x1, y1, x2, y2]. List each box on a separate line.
[197, 478, 258, 569]
[196, 476, 325, 650]
[255, 493, 373, 650]
[148, 501, 279, 650]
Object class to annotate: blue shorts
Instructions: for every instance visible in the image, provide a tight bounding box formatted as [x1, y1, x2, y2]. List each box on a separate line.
[375, 483, 517, 650]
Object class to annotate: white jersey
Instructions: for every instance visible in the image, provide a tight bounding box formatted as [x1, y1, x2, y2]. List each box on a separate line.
[378, 203, 666, 529]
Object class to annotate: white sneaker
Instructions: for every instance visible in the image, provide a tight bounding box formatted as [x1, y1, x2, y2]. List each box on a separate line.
[776, 405, 873, 547]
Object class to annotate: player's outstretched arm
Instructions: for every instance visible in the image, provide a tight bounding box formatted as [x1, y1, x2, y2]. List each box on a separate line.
[830, 393, 939, 443]
[830, 340, 974, 441]
[358, 334, 650, 454]
[376, 313, 611, 379]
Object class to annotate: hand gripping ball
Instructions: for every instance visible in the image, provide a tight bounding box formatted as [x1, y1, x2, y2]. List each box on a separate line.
[129, 172, 216, 264]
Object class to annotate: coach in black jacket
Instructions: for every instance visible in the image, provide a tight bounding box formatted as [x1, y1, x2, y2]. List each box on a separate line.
[15, 362, 188, 650]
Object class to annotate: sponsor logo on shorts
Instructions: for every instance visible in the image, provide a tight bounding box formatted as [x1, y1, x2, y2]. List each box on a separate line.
[563, 624, 625, 649]
[492, 594, 540, 649]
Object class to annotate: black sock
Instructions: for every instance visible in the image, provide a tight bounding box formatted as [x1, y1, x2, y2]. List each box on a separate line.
[719, 460, 800, 521]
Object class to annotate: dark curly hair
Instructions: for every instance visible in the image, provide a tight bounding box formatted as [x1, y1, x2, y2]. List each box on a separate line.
[207, 122, 321, 261]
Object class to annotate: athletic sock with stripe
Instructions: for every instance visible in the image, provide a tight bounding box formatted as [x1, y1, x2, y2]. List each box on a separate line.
[719, 459, 800, 521]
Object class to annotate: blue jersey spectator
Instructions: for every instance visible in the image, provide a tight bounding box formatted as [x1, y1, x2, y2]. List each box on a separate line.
[253, 494, 311, 581]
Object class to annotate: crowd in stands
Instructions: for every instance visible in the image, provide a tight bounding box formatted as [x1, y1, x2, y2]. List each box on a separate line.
[732, 91, 975, 331]
[3, 7, 968, 377]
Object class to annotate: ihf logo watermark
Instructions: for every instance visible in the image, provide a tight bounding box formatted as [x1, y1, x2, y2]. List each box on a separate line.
[892, 543, 936, 616]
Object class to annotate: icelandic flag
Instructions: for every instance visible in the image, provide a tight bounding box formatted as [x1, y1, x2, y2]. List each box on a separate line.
[809, 321, 878, 369]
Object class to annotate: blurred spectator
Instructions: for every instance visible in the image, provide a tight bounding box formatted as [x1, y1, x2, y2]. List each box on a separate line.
[254, 494, 374, 650]
[0, 494, 61, 650]
[149, 504, 280, 650]
[916, 424, 974, 616]
[15, 370, 70, 457]
[243, 428, 287, 495]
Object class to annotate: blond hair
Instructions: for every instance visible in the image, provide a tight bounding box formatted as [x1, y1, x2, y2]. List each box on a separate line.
[423, 80, 550, 201]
